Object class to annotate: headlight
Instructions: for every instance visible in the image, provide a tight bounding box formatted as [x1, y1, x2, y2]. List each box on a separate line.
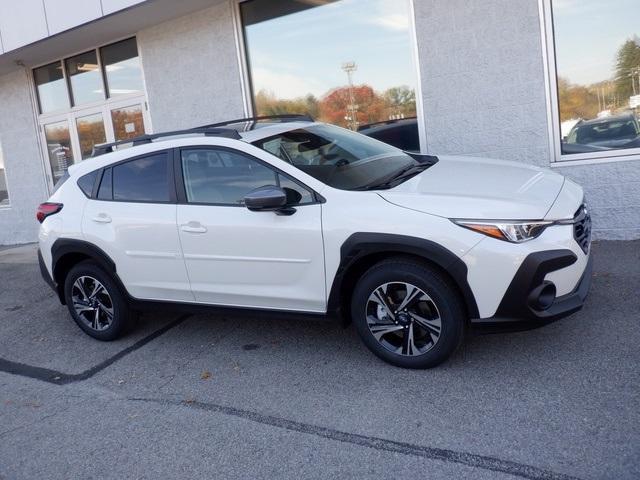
[452, 220, 553, 243]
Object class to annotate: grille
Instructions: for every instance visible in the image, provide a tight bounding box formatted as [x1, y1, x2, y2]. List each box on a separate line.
[573, 204, 591, 254]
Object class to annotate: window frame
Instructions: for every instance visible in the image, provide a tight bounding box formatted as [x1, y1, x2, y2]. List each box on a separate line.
[540, 0, 640, 165]
[31, 36, 150, 192]
[174, 145, 322, 207]
[230, 0, 428, 154]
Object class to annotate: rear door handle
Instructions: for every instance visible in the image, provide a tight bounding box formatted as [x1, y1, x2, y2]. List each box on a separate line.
[92, 213, 112, 223]
[180, 222, 207, 234]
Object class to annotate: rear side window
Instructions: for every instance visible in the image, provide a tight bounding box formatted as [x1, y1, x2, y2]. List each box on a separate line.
[112, 153, 171, 203]
[77, 170, 98, 198]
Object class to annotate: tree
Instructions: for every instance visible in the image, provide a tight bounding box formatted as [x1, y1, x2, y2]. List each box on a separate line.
[382, 86, 416, 118]
[557, 77, 599, 121]
[254, 90, 319, 118]
[318, 84, 387, 128]
[614, 36, 640, 102]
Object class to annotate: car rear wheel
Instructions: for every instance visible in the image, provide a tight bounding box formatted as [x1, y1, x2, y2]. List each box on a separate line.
[64, 261, 131, 341]
[351, 258, 465, 368]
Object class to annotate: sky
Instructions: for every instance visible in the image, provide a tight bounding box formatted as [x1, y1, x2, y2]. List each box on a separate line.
[243, 0, 418, 99]
[553, 0, 640, 86]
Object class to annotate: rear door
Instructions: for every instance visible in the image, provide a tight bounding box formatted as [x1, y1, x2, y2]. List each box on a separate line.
[175, 146, 325, 312]
[82, 150, 194, 302]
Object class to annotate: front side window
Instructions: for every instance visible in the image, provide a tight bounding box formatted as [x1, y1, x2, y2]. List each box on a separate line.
[253, 123, 417, 190]
[240, 0, 419, 142]
[181, 149, 277, 205]
[112, 153, 170, 203]
[551, 0, 640, 156]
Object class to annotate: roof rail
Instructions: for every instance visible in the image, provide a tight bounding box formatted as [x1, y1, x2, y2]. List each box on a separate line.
[198, 114, 314, 130]
[90, 126, 241, 157]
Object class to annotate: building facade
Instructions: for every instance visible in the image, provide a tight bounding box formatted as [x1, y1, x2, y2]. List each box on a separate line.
[0, 0, 638, 245]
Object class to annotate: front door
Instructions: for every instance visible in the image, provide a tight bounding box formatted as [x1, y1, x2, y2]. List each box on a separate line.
[176, 147, 325, 312]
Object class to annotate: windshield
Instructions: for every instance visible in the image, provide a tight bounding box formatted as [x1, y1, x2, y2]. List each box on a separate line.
[568, 118, 639, 145]
[251, 124, 418, 190]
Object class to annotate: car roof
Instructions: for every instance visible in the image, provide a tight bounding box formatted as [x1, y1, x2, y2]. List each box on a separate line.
[236, 121, 321, 143]
[578, 113, 636, 126]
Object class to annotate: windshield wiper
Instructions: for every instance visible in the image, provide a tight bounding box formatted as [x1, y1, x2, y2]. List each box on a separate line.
[358, 163, 433, 191]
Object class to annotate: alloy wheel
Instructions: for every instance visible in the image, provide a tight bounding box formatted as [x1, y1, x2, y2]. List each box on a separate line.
[71, 276, 114, 331]
[365, 282, 442, 356]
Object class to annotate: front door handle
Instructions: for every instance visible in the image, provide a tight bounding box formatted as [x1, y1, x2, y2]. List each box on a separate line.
[180, 222, 207, 234]
[92, 213, 112, 223]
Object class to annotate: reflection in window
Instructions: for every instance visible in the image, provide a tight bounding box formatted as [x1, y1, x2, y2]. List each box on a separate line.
[553, 0, 640, 155]
[76, 113, 107, 159]
[34, 62, 69, 113]
[44, 121, 75, 184]
[181, 149, 277, 205]
[0, 142, 9, 206]
[240, 0, 418, 137]
[65, 51, 105, 105]
[101, 38, 144, 97]
[111, 104, 145, 140]
[113, 153, 170, 203]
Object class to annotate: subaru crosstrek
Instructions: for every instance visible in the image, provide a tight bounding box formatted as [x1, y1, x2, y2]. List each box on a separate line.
[37, 115, 592, 368]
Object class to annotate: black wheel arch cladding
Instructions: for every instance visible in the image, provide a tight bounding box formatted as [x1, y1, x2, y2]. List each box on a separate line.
[328, 232, 480, 319]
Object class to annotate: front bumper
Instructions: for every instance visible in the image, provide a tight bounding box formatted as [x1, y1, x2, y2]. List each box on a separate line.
[471, 249, 592, 332]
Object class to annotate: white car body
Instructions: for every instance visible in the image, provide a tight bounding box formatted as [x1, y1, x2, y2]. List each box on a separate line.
[37, 118, 592, 367]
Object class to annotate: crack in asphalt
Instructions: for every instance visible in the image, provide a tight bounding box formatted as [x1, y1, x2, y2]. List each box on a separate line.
[128, 397, 584, 480]
[0, 315, 190, 385]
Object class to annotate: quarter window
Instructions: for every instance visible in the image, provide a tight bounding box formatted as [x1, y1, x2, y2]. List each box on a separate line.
[112, 153, 171, 203]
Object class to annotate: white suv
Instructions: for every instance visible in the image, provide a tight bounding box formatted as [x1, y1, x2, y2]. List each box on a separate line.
[37, 115, 592, 368]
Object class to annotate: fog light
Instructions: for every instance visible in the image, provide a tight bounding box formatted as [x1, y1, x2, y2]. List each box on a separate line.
[528, 281, 556, 311]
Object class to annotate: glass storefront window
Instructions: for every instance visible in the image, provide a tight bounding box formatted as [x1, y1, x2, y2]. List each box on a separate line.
[240, 0, 419, 138]
[65, 51, 105, 106]
[101, 38, 144, 97]
[76, 113, 107, 159]
[111, 104, 145, 140]
[552, 0, 640, 155]
[34, 62, 69, 113]
[44, 121, 75, 183]
[0, 142, 9, 207]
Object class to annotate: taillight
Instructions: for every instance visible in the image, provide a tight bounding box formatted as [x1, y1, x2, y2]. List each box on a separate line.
[36, 203, 63, 223]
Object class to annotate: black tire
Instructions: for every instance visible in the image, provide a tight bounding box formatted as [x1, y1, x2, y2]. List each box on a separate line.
[63, 260, 132, 341]
[351, 257, 465, 369]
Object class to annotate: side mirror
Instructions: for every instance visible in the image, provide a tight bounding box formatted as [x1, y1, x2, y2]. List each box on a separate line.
[244, 185, 287, 212]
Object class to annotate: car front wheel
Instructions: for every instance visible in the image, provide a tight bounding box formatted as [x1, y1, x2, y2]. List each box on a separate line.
[351, 258, 465, 368]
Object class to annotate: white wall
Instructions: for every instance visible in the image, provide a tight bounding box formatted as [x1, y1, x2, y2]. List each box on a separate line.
[136, 1, 245, 132]
[0, 0, 146, 53]
[0, 70, 49, 245]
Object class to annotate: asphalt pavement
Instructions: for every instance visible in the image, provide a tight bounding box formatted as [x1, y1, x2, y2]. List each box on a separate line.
[0, 241, 638, 480]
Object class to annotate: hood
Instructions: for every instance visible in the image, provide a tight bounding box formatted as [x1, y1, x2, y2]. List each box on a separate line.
[378, 155, 565, 220]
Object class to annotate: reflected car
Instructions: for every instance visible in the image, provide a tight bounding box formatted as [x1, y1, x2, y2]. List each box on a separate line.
[563, 113, 640, 154]
[358, 117, 420, 152]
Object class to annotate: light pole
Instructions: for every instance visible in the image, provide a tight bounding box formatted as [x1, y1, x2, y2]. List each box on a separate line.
[342, 61, 358, 130]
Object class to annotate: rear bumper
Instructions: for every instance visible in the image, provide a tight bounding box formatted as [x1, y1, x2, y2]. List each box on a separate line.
[471, 249, 592, 332]
[38, 248, 58, 294]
